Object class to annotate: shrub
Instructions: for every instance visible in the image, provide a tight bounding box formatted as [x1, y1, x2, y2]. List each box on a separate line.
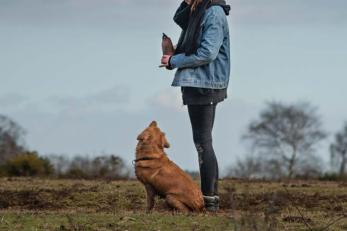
[50, 154, 129, 180]
[4, 151, 54, 177]
[319, 172, 347, 181]
[64, 167, 88, 179]
[0, 165, 6, 177]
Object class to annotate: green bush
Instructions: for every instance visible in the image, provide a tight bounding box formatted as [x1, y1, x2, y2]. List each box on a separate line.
[0, 165, 6, 177]
[319, 172, 347, 181]
[64, 167, 88, 179]
[4, 151, 54, 177]
[53, 155, 129, 180]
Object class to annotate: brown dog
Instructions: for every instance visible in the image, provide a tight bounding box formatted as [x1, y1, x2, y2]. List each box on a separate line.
[135, 121, 204, 212]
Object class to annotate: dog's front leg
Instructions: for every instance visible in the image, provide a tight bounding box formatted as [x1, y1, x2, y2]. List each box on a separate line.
[145, 184, 156, 212]
[166, 195, 190, 213]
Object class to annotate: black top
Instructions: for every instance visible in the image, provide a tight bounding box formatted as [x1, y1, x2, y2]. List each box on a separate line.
[181, 87, 227, 105]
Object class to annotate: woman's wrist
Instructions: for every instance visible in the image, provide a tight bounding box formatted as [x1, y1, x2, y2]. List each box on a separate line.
[166, 55, 174, 70]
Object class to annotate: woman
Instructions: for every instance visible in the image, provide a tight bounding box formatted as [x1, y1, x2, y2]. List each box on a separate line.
[161, 0, 230, 212]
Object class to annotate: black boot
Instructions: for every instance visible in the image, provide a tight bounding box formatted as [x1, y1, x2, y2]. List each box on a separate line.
[203, 195, 219, 212]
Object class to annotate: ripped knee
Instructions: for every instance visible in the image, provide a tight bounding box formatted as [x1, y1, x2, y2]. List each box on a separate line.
[194, 143, 204, 165]
[194, 143, 204, 153]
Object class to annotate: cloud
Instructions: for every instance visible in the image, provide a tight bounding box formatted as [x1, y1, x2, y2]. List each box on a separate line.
[146, 88, 183, 112]
[0, 93, 28, 108]
[0, 0, 177, 29]
[231, 0, 347, 26]
[46, 85, 131, 117]
[90, 86, 130, 104]
[53, 85, 130, 106]
[0, 85, 131, 118]
[2, 0, 346, 30]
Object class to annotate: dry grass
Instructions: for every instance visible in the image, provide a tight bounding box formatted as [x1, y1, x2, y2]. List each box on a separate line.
[0, 178, 346, 230]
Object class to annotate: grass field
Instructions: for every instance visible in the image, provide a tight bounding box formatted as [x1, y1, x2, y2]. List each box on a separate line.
[0, 178, 346, 231]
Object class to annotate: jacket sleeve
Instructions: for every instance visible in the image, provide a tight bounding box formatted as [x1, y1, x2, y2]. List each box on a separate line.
[170, 8, 224, 69]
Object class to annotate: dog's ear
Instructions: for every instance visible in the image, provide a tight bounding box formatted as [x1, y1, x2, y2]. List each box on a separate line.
[149, 121, 157, 127]
[161, 134, 170, 149]
[137, 132, 151, 142]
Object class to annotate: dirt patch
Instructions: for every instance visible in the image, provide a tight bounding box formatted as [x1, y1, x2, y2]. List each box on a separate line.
[338, 183, 347, 188]
[0, 185, 100, 210]
[0, 190, 55, 209]
[1, 179, 346, 215]
[125, 189, 145, 210]
[219, 185, 347, 212]
[283, 216, 313, 224]
[220, 190, 290, 211]
[0, 197, 10, 209]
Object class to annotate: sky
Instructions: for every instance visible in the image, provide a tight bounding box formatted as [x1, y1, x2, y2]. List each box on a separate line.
[0, 0, 347, 173]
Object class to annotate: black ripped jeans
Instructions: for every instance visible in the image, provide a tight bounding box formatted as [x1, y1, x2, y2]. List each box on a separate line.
[188, 104, 219, 196]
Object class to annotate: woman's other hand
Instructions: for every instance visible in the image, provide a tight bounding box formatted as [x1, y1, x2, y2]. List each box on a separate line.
[161, 55, 172, 67]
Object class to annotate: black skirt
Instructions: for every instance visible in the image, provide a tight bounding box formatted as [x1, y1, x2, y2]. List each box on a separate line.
[181, 87, 227, 105]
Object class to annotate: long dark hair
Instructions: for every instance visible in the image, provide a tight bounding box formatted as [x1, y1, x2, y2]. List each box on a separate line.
[191, 0, 212, 12]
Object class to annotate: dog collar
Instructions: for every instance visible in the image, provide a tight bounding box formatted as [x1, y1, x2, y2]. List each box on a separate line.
[132, 157, 158, 166]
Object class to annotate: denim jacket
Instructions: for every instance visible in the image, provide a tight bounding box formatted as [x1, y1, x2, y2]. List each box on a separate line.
[170, 6, 230, 89]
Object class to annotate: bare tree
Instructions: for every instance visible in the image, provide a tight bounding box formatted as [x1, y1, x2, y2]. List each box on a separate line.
[48, 154, 70, 176]
[227, 154, 290, 180]
[227, 155, 264, 179]
[0, 115, 26, 164]
[243, 102, 326, 178]
[49, 154, 129, 179]
[330, 122, 347, 177]
[91, 155, 126, 178]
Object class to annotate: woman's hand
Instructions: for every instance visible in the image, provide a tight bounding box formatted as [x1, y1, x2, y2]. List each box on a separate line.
[185, 0, 192, 5]
[161, 55, 172, 67]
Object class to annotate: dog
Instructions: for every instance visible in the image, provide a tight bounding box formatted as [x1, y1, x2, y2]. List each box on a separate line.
[134, 121, 204, 212]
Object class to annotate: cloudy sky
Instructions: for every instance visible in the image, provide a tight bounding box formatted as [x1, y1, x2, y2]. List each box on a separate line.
[1, 0, 346, 173]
